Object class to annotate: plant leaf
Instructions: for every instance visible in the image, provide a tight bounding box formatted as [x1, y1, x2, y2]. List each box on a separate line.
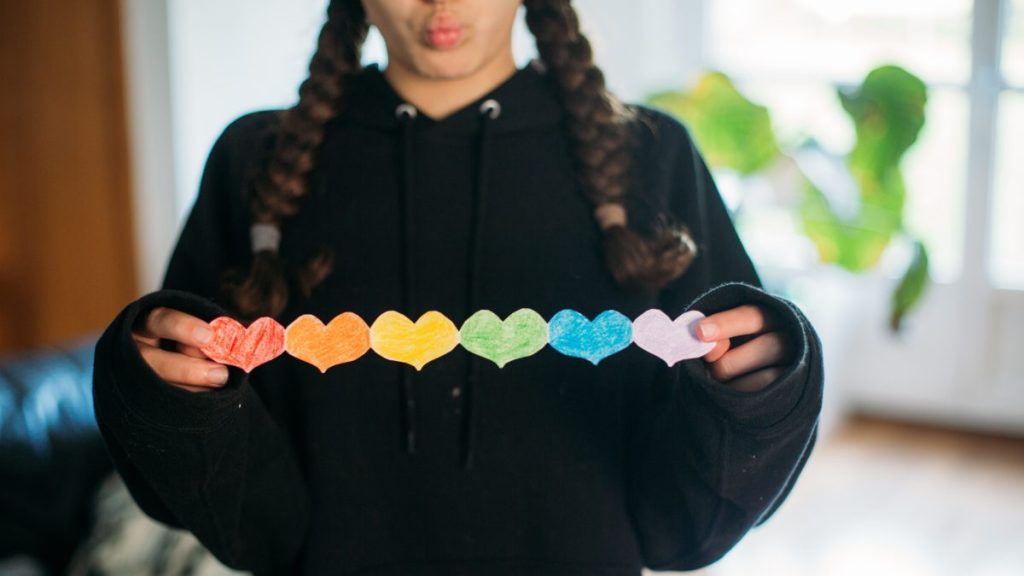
[646, 71, 781, 175]
[890, 239, 930, 333]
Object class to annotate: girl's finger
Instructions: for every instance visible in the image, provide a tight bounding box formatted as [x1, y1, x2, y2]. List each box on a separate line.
[176, 341, 208, 360]
[132, 332, 160, 348]
[138, 307, 214, 349]
[702, 338, 731, 363]
[137, 342, 229, 388]
[706, 331, 790, 383]
[171, 382, 217, 393]
[726, 366, 786, 392]
[698, 304, 780, 342]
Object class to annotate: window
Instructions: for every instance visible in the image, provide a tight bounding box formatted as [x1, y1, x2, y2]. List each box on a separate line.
[708, 0, 973, 84]
[992, 94, 1023, 288]
[699, 0, 1024, 436]
[1004, 0, 1024, 85]
[705, 0, 974, 283]
[992, 0, 1024, 288]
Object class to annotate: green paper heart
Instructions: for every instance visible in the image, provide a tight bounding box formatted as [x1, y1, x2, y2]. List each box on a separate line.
[459, 308, 548, 368]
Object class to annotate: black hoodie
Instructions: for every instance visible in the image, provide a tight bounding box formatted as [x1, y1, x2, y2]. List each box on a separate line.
[91, 59, 823, 575]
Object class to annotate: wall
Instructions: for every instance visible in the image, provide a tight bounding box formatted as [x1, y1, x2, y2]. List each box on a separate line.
[0, 0, 138, 353]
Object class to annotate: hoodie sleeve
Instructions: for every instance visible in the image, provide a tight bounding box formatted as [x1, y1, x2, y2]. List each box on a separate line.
[91, 112, 311, 575]
[626, 110, 824, 570]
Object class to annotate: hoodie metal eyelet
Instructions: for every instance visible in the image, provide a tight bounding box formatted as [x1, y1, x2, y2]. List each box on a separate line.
[395, 103, 418, 119]
[479, 99, 501, 119]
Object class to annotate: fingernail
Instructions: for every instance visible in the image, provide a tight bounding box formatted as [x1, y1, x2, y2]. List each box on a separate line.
[699, 322, 718, 340]
[207, 367, 228, 384]
[194, 325, 212, 344]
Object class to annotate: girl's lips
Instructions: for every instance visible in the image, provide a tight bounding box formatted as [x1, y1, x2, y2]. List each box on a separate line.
[428, 26, 462, 48]
[424, 13, 463, 49]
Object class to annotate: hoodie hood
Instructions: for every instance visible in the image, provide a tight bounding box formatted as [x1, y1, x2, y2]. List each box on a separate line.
[341, 59, 564, 469]
[342, 59, 563, 137]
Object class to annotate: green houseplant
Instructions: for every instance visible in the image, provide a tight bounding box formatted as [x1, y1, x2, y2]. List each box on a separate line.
[646, 65, 931, 333]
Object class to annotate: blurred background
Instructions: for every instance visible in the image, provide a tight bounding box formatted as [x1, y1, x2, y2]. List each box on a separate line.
[1, 0, 1022, 575]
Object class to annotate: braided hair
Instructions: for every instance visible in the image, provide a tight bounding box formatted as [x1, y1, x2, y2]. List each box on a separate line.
[522, 0, 698, 291]
[222, 0, 698, 320]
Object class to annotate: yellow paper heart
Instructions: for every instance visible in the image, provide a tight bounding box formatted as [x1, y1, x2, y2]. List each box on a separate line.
[369, 311, 460, 370]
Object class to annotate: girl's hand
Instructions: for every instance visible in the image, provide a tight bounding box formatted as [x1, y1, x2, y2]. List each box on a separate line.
[131, 307, 230, 393]
[696, 304, 795, 392]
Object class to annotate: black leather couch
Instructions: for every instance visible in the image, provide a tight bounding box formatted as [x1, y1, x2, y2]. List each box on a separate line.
[0, 335, 113, 574]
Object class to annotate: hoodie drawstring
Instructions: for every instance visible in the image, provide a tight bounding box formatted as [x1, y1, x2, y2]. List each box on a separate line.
[462, 98, 500, 469]
[392, 98, 501, 468]
[395, 102, 418, 455]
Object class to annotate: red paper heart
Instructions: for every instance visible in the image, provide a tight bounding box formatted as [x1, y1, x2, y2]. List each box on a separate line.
[200, 316, 286, 373]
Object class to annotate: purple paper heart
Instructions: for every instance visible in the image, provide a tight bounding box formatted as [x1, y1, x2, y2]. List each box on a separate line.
[632, 309, 716, 367]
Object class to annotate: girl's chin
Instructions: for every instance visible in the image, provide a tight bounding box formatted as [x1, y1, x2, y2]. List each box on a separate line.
[406, 53, 479, 80]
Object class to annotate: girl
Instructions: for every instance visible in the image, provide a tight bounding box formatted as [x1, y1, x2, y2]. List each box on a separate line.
[93, 0, 823, 574]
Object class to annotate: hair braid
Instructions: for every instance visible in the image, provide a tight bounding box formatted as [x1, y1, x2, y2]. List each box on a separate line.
[223, 0, 369, 319]
[523, 0, 698, 292]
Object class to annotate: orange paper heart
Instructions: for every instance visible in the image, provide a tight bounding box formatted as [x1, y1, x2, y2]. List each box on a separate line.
[285, 313, 370, 373]
[200, 316, 285, 373]
[369, 311, 460, 370]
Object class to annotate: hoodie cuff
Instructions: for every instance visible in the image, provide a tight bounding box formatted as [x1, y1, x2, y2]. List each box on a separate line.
[97, 289, 248, 430]
[678, 281, 821, 431]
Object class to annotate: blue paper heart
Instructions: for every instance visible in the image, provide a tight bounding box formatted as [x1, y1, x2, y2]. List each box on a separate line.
[548, 310, 633, 365]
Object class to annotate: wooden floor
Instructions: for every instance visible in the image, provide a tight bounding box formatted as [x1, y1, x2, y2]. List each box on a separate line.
[645, 416, 1024, 576]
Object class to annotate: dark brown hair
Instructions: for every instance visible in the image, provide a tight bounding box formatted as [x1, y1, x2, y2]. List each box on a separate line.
[223, 0, 698, 319]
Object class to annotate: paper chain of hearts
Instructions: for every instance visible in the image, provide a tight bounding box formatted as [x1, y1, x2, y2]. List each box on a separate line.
[199, 309, 716, 374]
